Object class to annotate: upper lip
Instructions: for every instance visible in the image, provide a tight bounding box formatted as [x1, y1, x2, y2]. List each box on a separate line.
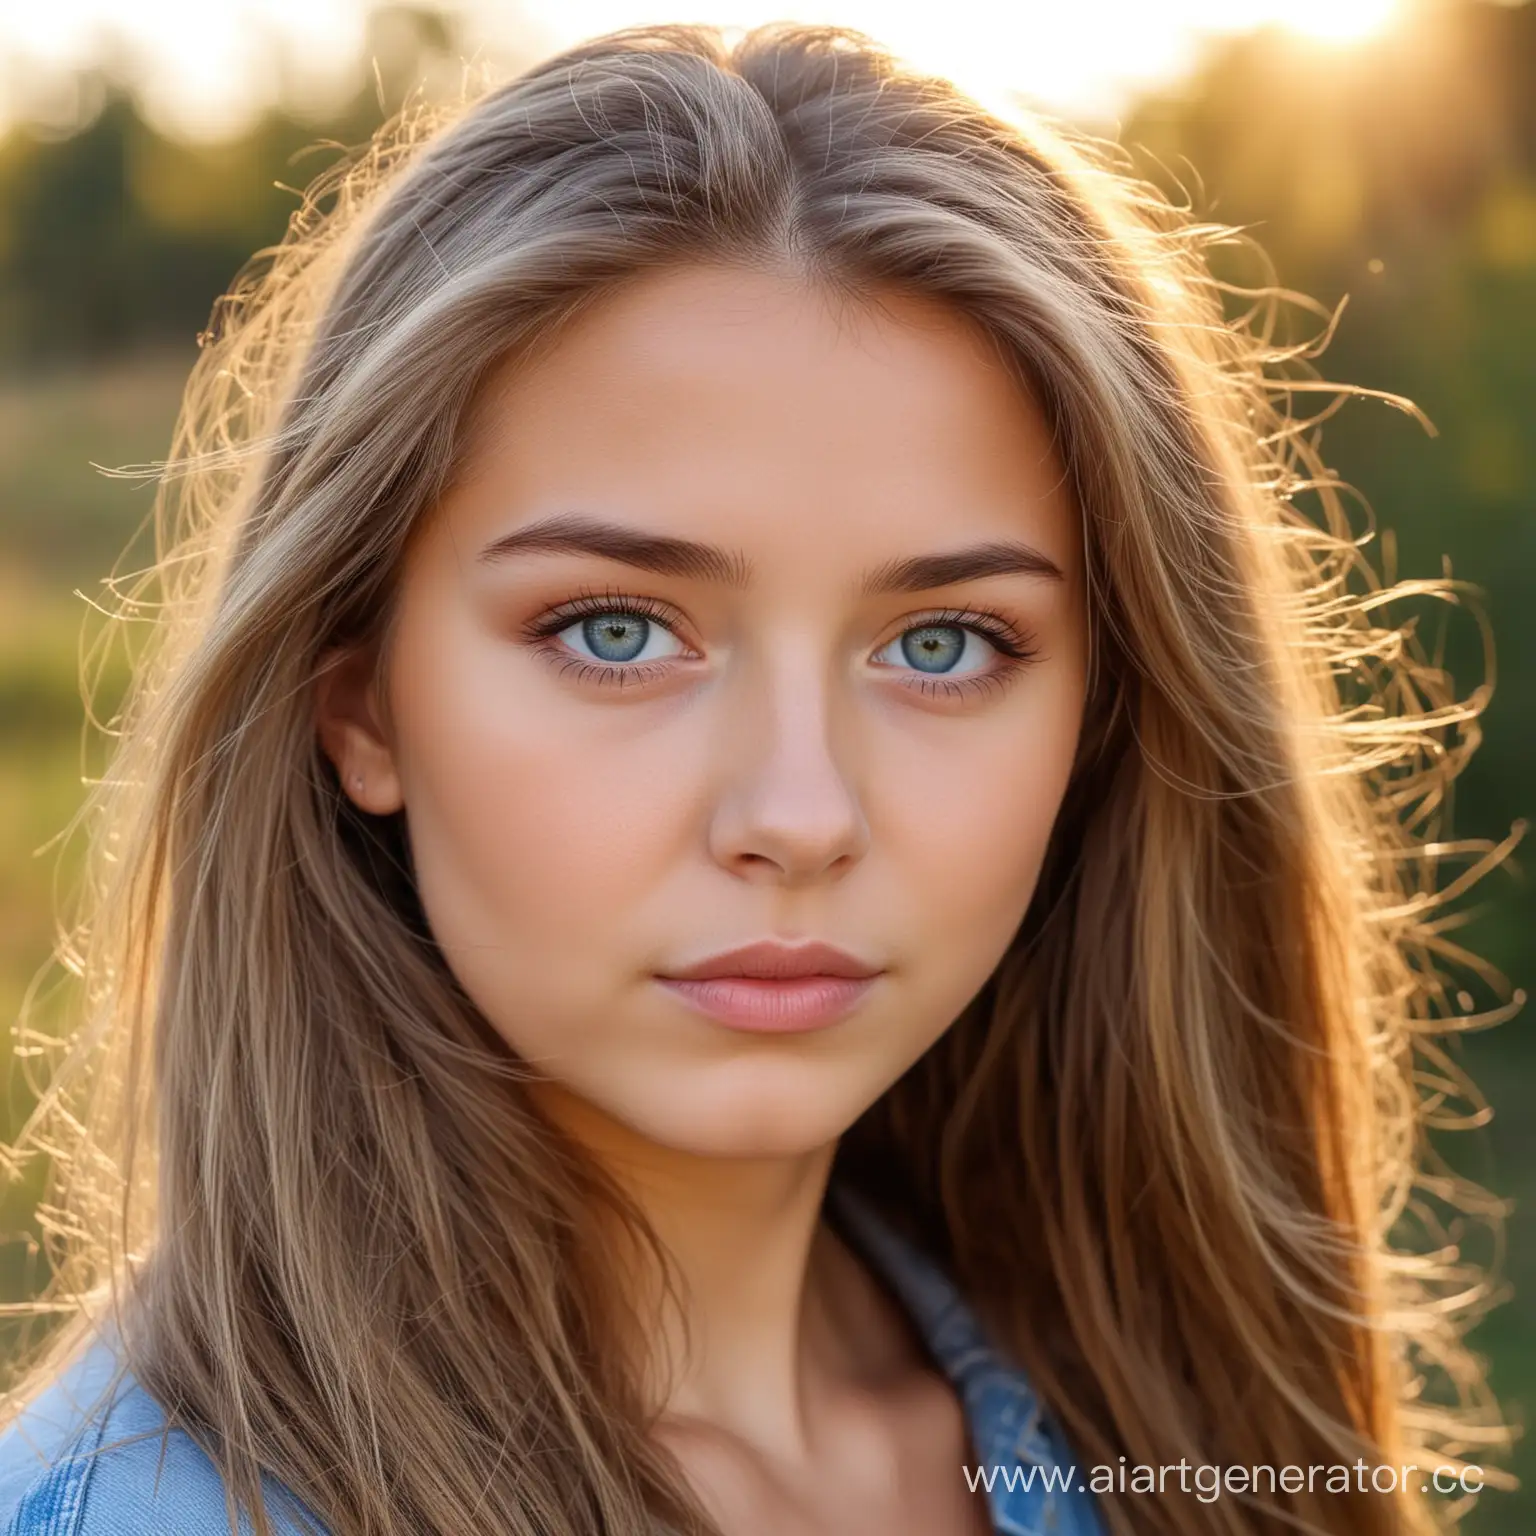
[659, 940, 883, 981]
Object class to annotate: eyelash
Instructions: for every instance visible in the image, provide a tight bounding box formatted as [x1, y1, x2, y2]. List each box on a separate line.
[520, 583, 1041, 701]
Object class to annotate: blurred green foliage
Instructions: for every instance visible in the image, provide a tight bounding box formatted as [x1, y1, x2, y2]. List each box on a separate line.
[0, 6, 466, 370]
[0, 1, 1529, 1528]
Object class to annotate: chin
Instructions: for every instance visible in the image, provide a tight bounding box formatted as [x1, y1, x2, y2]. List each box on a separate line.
[658, 1119, 841, 1161]
[621, 1060, 877, 1161]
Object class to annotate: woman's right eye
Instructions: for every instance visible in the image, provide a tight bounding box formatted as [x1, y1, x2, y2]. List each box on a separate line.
[522, 592, 699, 687]
[549, 611, 688, 667]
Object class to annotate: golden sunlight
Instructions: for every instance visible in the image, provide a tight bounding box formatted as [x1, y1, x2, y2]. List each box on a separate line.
[0, 0, 1414, 138]
[1269, 0, 1403, 44]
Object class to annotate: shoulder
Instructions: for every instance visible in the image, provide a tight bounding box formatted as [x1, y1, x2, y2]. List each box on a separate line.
[0, 1331, 325, 1536]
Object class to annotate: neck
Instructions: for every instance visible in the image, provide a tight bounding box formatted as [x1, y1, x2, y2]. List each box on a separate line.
[532, 1082, 877, 1459]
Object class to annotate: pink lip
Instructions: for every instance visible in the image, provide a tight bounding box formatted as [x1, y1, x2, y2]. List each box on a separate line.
[656, 975, 879, 1033]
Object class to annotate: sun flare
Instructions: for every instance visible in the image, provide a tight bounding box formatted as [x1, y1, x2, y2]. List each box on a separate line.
[1273, 0, 1402, 44]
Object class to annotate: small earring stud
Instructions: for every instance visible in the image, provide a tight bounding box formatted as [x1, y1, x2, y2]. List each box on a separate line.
[353, 775, 364, 792]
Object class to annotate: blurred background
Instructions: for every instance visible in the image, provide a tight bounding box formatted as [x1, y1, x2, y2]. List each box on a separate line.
[0, 0, 1530, 1526]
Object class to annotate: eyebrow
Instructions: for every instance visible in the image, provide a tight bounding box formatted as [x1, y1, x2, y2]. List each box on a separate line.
[475, 512, 1065, 596]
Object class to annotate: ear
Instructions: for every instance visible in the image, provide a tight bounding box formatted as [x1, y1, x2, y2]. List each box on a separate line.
[314, 645, 405, 816]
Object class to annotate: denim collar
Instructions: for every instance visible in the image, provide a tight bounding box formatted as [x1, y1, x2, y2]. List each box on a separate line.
[824, 1183, 1104, 1536]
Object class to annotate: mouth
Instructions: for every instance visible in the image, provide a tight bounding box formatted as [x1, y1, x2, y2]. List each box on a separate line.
[653, 974, 881, 1033]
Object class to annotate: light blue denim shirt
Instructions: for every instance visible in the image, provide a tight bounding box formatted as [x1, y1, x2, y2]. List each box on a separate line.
[0, 1190, 1103, 1535]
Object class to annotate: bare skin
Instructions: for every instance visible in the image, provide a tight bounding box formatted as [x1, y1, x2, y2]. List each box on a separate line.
[317, 260, 1086, 1532]
[651, 1214, 994, 1536]
[541, 1086, 994, 1534]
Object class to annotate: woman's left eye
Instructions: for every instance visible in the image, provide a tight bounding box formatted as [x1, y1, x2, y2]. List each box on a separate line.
[869, 614, 1037, 699]
[871, 622, 997, 678]
[525, 593, 1037, 698]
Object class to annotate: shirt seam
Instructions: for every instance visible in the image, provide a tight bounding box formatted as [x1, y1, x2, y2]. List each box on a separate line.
[5, 1404, 110, 1536]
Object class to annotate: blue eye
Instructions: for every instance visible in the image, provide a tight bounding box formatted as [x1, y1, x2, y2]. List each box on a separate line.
[874, 622, 991, 677]
[558, 611, 687, 666]
[525, 588, 1039, 700]
[873, 607, 1041, 700]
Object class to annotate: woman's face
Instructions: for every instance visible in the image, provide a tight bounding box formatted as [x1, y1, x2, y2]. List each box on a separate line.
[321, 261, 1088, 1159]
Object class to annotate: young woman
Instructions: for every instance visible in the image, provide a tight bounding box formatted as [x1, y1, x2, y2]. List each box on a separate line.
[0, 20, 1509, 1536]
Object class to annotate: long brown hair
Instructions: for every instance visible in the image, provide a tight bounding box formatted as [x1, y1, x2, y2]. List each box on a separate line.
[3, 21, 1515, 1536]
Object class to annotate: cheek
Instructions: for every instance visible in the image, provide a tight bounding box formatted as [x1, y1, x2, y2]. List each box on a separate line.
[404, 740, 670, 947]
[882, 668, 1085, 953]
[382, 608, 687, 988]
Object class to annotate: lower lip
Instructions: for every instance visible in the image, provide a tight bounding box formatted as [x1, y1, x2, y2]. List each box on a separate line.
[656, 975, 880, 1032]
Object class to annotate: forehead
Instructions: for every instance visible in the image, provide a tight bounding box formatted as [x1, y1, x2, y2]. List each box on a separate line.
[444, 261, 1079, 580]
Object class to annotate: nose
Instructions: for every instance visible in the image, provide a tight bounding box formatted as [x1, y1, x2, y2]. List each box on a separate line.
[707, 647, 871, 887]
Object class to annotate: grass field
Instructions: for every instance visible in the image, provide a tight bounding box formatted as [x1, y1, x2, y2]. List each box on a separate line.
[0, 351, 1529, 1530]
